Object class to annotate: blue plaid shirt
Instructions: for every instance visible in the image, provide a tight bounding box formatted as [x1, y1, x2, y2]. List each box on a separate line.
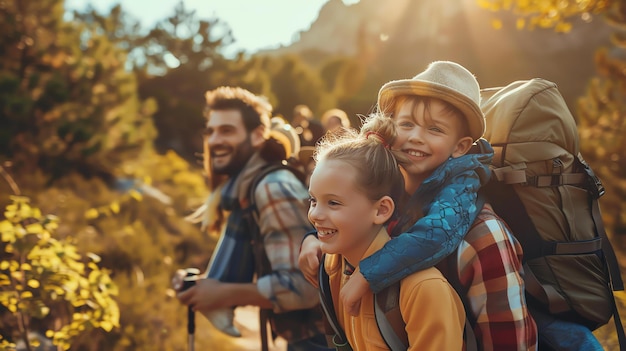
[219, 152, 323, 341]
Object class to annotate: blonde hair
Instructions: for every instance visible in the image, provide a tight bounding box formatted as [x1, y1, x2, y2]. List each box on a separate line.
[315, 113, 406, 204]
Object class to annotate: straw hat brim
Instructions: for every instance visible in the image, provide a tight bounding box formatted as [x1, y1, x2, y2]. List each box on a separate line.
[378, 80, 485, 141]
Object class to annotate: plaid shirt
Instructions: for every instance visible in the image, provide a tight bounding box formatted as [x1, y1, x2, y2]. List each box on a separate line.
[456, 204, 538, 351]
[221, 154, 324, 343]
[220, 153, 323, 341]
[252, 168, 318, 312]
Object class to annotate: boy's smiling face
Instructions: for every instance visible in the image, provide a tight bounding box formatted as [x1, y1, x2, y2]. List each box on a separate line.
[392, 97, 473, 192]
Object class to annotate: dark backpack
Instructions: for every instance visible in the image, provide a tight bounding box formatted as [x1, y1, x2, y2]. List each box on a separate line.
[319, 78, 625, 351]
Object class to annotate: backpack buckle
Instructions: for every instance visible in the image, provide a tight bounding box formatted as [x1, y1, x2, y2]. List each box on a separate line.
[578, 157, 605, 199]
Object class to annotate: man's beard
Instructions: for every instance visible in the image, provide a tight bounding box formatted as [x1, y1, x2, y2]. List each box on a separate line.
[211, 136, 255, 177]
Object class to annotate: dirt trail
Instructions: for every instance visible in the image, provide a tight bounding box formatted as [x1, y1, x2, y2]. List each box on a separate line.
[230, 306, 287, 351]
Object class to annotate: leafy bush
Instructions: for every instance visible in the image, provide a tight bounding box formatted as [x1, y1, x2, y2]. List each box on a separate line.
[0, 196, 119, 350]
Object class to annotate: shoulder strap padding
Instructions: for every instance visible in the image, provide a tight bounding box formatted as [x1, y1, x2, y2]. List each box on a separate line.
[246, 163, 307, 351]
[374, 282, 407, 351]
[318, 255, 351, 349]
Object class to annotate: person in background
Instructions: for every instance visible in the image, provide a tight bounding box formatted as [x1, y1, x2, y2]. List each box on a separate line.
[270, 116, 301, 161]
[291, 104, 324, 147]
[297, 146, 316, 187]
[320, 108, 351, 133]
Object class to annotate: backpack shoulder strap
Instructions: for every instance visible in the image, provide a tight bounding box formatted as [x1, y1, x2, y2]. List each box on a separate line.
[374, 281, 407, 351]
[318, 255, 352, 350]
[373, 268, 478, 351]
[247, 162, 306, 209]
[437, 248, 479, 351]
[578, 156, 626, 348]
[246, 162, 307, 351]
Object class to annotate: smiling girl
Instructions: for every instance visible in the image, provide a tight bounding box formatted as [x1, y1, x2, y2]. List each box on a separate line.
[307, 113, 465, 350]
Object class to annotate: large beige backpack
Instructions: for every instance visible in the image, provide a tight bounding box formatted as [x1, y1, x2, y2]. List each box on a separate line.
[480, 78, 624, 336]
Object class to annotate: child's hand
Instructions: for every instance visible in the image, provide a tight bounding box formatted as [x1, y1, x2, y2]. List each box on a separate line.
[340, 269, 370, 316]
[298, 235, 322, 287]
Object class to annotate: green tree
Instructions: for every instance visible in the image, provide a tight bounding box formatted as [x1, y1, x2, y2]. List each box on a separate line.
[0, 0, 156, 182]
[0, 1, 232, 350]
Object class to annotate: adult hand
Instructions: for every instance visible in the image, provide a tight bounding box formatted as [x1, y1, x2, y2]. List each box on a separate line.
[177, 278, 227, 312]
[340, 269, 370, 316]
[298, 235, 322, 287]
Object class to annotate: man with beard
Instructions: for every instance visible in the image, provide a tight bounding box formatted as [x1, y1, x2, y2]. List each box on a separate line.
[176, 87, 330, 351]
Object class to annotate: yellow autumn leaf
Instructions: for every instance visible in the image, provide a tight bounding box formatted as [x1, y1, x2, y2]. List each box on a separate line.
[100, 320, 114, 332]
[43, 218, 59, 231]
[0, 220, 13, 232]
[9, 195, 29, 203]
[10, 271, 22, 281]
[39, 305, 50, 316]
[3, 209, 16, 221]
[20, 291, 33, 298]
[18, 203, 33, 218]
[27, 279, 40, 288]
[129, 189, 143, 201]
[110, 202, 120, 214]
[84, 208, 99, 219]
[25, 222, 44, 234]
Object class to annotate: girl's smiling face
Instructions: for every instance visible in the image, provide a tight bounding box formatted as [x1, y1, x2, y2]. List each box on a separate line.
[307, 159, 386, 264]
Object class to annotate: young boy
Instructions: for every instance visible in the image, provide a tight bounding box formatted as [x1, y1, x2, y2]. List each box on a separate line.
[309, 112, 465, 350]
[299, 61, 537, 350]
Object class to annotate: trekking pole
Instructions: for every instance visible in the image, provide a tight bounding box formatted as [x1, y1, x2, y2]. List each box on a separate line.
[180, 268, 201, 351]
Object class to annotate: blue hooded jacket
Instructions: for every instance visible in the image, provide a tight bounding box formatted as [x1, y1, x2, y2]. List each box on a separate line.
[360, 139, 493, 293]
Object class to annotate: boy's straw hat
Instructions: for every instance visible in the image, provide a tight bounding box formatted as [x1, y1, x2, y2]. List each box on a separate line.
[377, 61, 485, 141]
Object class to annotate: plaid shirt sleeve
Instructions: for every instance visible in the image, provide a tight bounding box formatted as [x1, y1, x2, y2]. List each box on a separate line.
[457, 206, 538, 351]
[253, 169, 319, 313]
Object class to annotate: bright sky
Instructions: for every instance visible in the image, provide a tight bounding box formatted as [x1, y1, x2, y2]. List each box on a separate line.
[65, 0, 360, 54]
